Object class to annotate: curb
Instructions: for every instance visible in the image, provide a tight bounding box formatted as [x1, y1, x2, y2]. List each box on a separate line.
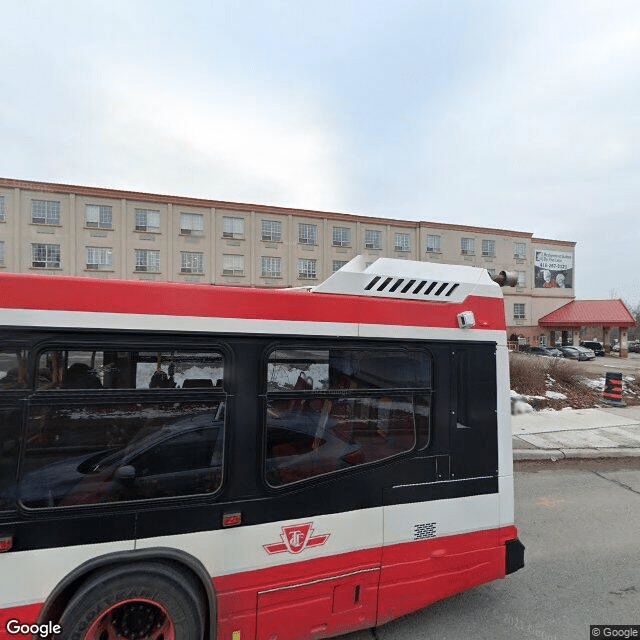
[514, 447, 640, 461]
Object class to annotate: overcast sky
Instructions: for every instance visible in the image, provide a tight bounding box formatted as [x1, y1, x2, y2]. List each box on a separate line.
[1, 1, 639, 303]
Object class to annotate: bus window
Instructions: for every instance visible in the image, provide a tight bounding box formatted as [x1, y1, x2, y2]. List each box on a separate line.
[18, 346, 226, 508]
[35, 349, 225, 391]
[20, 401, 224, 508]
[265, 347, 431, 486]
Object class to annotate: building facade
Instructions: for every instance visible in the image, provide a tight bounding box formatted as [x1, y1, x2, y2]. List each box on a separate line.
[0, 178, 575, 344]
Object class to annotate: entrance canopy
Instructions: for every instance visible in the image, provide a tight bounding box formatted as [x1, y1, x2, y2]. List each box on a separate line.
[539, 299, 636, 356]
[539, 300, 635, 329]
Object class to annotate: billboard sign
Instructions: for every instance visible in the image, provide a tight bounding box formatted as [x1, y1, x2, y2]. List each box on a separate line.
[534, 250, 573, 288]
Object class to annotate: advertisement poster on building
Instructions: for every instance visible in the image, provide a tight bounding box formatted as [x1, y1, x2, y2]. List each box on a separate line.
[534, 250, 573, 288]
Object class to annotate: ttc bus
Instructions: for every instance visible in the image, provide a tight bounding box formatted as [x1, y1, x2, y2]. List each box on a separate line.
[0, 256, 524, 640]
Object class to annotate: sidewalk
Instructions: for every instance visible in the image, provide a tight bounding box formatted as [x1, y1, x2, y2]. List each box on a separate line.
[512, 405, 640, 460]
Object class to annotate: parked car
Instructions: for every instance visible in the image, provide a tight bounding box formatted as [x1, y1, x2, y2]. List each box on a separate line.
[628, 341, 640, 353]
[528, 346, 563, 357]
[580, 341, 605, 356]
[560, 346, 596, 361]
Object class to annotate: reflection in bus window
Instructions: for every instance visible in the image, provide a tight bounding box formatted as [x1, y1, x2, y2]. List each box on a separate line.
[18, 403, 224, 508]
[267, 348, 431, 391]
[0, 350, 28, 390]
[265, 348, 431, 486]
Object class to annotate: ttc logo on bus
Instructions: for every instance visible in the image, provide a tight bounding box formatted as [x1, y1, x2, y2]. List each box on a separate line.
[263, 523, 330, 555]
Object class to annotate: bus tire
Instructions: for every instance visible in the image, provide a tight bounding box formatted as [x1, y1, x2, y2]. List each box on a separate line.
[56, 561, 205, 640]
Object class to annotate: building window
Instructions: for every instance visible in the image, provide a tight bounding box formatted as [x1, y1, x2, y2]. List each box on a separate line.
[425, 234, 441, 253]
[32, 243, 61, 268]
[261, 256, 281, 277]
[0, 241, 4, 266]
[332, 226, 351, 247]
[394, 233, 410, 252]
[514, 303, 526, 319]
[517, 271, 526, 287]
[180, 251, 204, 273]
[180, 213, 204, 235]
[135, 209, 160, 232]
[461, 237, 475, 255]
[222, 216, 245, 239]
[332, 260, 348, 272]
[514, 242, 526, 258]
[298, 223, 317, 245]
[298, 258, 317, 279]
[134, 249, 160, 272]
[364, 229, 382, 250]
[482, 239, 495, 257]
[85, 204, 112, 229]
[0, 196, 5, 221]
[32, 200, 60, 225]
[262, 220, 282, 242]
[86, 247, 113, 271]
[222, 254, 244, 276]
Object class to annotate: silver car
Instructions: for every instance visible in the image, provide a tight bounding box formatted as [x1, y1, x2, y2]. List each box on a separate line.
[560, 346, 595, 361]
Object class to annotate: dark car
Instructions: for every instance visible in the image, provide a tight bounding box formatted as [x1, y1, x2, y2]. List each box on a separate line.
[528, 346, 562, 357]
[11, 413, 225, 508]
[580, 341, 605, 356]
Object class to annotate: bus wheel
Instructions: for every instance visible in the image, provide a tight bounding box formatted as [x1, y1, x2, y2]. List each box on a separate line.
[57, 562, 205, 640]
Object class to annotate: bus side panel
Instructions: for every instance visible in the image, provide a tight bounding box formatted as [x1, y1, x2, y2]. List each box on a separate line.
[212, 547, 381, 640]
[377, 528, 505, 625]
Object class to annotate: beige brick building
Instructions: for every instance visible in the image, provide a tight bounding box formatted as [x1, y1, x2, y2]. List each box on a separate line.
[0, 177, 575, 345]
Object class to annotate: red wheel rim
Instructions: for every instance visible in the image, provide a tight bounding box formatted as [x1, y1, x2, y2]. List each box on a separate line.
[84, 597, 176, 640]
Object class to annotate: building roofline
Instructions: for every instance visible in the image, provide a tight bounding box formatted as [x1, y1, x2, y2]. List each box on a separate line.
[532, 237, 577, 247]
[0, 176, 570, 243]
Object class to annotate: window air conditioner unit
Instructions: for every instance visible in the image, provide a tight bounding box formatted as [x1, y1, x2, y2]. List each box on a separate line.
[135, 265, 148, 271]
[86, 263, 99, 270]
[181, 228, 192, 235]
[33, 261, 45, 267]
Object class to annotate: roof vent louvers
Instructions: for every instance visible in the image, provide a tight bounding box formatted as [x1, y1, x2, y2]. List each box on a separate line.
[377, 277, 394, 291]
[365, 276, 381, 290]
[311, 256, 496, 304]
[401, 279, 416, 293]
[413, 280, 427, 294]
[424, 282, 438, 295]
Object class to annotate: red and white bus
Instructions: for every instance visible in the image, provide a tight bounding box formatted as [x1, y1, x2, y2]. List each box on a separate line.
[0, 256, 524, 640]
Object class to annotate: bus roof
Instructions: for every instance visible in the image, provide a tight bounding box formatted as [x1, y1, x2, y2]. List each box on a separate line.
[0, 257, 507, 339]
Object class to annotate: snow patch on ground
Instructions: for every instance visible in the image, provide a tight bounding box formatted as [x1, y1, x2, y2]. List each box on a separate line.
[545, 391, 567, 400]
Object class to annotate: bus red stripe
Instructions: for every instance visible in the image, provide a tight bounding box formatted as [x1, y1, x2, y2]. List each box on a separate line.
[1, 274, 506, 330]
[0, 527, 517, 640]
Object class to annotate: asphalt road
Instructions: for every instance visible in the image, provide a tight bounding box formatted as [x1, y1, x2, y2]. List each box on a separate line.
[578, 353, 640, 376]
[339, 458, 640, 640]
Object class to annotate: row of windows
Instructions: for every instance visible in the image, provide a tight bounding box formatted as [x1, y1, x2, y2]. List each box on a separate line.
[1, 241, 530, 283]
[17, 243, 334, 279]
[0, 344, 431, 507]
[0, 198, 530, 259]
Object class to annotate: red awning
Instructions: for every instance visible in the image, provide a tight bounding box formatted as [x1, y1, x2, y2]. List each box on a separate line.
[539, 299, 636, 328]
